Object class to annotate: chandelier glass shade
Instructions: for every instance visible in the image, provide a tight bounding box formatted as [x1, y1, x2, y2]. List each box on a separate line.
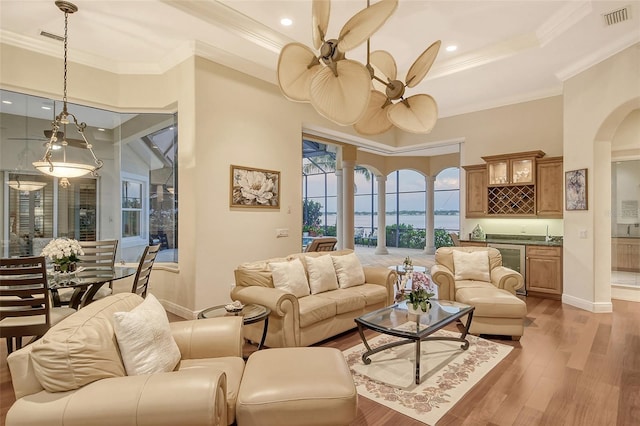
[7, 179, 47, 192]
[33, 1, 103, 179]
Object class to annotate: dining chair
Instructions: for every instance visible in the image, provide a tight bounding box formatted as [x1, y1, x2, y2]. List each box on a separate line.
[56, 239, 119, 306]
[130, 244, 161, 298]
[304, 237, 338, 252]
[0, 256, 76, 354]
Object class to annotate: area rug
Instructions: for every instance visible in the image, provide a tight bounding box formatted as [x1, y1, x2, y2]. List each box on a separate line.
[342, 328, 512, 425]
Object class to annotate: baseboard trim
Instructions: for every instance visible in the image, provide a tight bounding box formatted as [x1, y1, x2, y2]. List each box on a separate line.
[611, 284, 640, 302]
[159, 299, 198, 320]
[561, 294, 613, 313]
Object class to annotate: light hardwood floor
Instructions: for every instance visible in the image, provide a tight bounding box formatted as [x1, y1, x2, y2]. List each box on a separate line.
[1, 247, 638, 425]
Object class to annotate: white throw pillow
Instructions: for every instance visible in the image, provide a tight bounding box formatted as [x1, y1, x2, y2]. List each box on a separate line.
[331, 252, 365, 288]
[113, 294, 181, 376]
[270, 258, 310, 298]
[452, 250, 491, 282]
[305, 255, 339, 294]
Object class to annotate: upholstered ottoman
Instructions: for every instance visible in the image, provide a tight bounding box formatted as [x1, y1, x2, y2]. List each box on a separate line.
[236, 347, 358, 426]
[456, 287, 527, 340]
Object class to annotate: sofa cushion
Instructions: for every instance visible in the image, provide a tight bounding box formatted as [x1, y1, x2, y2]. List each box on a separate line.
[113, 294, 181, 376]
[331, 252, 365, 289]
[270, 258, 310, 298]
[453, 250, 490, 281]
[298, 296, 337, 328]
[348, 283, 388, 306]
[30, 293, 143, 392]
[305, 254, 339, 294]
[315, 289, 366, 314]
[454, 280, 496, 292]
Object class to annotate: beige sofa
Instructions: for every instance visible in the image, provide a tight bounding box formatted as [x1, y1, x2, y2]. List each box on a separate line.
[231, 249, 396, 348]
[6, 293, 245, 426]
[431, 246, 527, 340]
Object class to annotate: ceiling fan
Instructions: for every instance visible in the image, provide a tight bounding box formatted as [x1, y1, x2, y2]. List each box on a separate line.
[354, 40, 442, 135]
[8, 130, 87, 149]
[277, 0, 398, 126]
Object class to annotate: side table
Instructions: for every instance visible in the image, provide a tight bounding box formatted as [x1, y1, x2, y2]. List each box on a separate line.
[198, 303, 270, 350]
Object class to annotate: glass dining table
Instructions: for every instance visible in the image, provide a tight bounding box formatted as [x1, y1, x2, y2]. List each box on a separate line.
[48, 266, 137, 309]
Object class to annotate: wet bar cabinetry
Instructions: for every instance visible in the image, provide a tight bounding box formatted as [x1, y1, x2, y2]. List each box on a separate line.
[464, 151, 563, 218]
[526, 245, 562, 299]
[612, 238, 640, 272]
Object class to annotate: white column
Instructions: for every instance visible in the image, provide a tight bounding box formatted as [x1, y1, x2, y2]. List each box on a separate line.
[342, 160, 355, 249]
[335, 168, 344, 250]
[375, 174, 389, 254]
[425, 175, 436, 254]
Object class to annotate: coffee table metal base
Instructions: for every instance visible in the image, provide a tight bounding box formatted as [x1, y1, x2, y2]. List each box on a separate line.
[357, 311, 474, 385]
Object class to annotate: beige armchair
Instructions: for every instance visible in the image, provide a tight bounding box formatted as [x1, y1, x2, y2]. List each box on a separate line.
[6, 293, 244, 426]
[431, 247, 527, 340]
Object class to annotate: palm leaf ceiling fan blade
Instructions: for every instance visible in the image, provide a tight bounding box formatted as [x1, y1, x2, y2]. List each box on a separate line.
[338, 0, 398, 52]
[310, 59, 372, 125]
[405, 40, 441, 88]
[312, 0, 331, 50]
[354, 90, 393, 135]
[370, 50, 397, 81]
[387, 94, 438, 134]
[277, 43, 321, 102]
[42, 129, 86, 148]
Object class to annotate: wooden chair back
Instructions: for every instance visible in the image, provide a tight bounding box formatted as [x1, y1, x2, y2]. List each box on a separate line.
[305, 237, 338, 252]
[131, 244, 161, 298]
[0, 256, 51, 353]
[78, 240, 118, 270]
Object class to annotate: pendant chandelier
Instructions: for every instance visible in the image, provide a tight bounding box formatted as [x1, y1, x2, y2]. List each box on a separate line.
[33, 1, 103, 180]
[8, 177, 47, 192]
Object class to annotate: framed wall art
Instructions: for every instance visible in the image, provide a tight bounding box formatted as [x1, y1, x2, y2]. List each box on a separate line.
[230, 165, 280, 208]
[565, 168, 588, 211]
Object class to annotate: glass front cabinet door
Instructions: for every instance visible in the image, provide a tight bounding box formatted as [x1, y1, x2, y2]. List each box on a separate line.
[488, 161, 508, 185]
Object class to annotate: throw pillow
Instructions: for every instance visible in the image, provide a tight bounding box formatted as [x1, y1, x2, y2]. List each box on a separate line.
[452, 250, 491, 281]
[269, 258, 310, 298]
[113, 294, 181, 376]
[331, 252, 365, 288]
[305, 254, 339, 294]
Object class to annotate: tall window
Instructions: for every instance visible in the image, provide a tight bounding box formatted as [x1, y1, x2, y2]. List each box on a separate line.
[121, 175, 145, 239]
[434, 167, 460, 232]
[385, 170, 427, 248]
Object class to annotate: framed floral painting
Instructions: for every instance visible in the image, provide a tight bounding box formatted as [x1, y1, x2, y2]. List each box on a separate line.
[230, 165, 280, 208]
[565, 168, 588, 211]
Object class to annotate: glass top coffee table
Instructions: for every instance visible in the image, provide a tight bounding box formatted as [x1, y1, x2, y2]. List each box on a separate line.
[198, 303, 270, 350]
[355, 299, 475, 384]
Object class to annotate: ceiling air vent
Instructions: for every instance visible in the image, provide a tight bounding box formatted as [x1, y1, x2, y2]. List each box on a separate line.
[40, 31, 63, 42]
[602, 6, 630, 26]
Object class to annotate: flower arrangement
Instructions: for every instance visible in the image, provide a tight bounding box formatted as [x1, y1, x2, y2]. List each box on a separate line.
[41, 238, 84, 272]
[402, 271, 436, 312]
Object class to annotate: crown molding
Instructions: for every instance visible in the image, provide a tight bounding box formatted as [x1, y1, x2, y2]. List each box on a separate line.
[161, 0, 294, 54]
[556, 33, 640, 81]
[536, 0, 592, 47]
[429, 33, 540, 81]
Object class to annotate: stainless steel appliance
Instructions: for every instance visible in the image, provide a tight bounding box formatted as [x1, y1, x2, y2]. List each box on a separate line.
[487, 243, 526, 295]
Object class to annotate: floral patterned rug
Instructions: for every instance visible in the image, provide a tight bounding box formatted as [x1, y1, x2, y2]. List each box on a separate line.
[342, 328, 512, 425]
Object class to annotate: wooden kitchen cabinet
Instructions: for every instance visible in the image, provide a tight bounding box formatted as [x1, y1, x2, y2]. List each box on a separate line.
[463, 164, 487, 218]
[536, 157, 563, 218]
[526, 245, 562, 299]
[612, 238, 640, 272]
[483, 151, 545, 186]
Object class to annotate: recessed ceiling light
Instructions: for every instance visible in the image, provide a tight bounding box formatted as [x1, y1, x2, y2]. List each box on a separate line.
[97, 128, 105, 132]
[280, 17, 293, 26]
[446, 45, 458, 52]
[2, 100, 12, 105]
[41, 106, 52, 110]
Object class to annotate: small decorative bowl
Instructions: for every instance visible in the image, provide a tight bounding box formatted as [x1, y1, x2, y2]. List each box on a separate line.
[225, 303, 244, 313]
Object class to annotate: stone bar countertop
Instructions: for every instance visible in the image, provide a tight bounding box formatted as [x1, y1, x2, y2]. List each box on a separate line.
[459, 233, 563, 247]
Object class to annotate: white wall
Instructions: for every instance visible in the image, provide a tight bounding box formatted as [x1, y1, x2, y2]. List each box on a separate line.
[563, 43, 640, 311]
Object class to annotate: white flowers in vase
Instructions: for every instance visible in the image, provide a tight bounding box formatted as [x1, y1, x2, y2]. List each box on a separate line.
[41, 238, 84, 272]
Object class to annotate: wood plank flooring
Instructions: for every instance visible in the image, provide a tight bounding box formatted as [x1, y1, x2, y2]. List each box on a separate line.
[1, 247, 638, 425]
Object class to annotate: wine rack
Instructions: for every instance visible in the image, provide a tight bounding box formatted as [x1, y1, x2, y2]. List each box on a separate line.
[487, 185, 535, 215]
